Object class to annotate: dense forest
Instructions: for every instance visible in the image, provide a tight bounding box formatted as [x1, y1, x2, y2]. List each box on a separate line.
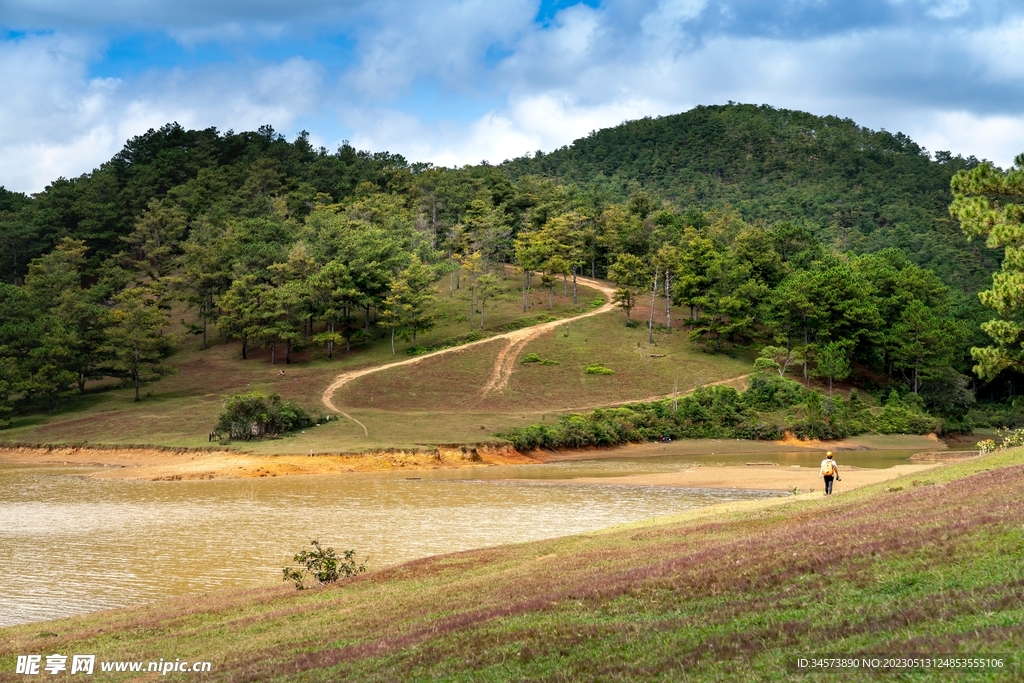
[504, 103, 995, 292]
[0, 104, 1021, 433]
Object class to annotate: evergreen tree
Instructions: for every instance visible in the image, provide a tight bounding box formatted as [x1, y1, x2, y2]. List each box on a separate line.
[950, 153, 1024, 379]
[102, 287, 175, 401]
[608, 253, 648, 323]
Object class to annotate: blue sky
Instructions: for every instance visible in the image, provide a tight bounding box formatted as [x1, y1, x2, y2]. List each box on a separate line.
[1, 0, 1022, 192]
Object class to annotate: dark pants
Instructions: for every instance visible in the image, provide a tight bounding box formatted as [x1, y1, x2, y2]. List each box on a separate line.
[823, 475, 834, 495]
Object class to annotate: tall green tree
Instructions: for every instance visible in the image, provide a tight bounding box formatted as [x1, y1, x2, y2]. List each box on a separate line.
[123, 199, 188, 280]
[173, 220, 230, 350]
[673, 227, 718, 324]
[309, 260, 358, 358]
[24, 238, 108, 396]
[217, 274, 261, 359]
[608, 253, 648, 323]
[812, 340, 852, 398]
[950, 153, 1024, 379]
[890, 300, 964, 393]
[102, 287, 175, 401]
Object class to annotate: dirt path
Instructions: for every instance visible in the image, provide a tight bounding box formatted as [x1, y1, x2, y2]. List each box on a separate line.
[322, 276, 618, 433]
[514, 462, 944, 493]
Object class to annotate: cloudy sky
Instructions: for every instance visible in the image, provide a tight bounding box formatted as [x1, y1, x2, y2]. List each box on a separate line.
[1, 0, 1022, 193]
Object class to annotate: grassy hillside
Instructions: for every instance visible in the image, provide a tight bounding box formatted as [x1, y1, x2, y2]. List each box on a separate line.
[0, 276, 599, 452]
[0, 276, 752, 452]
[1, 451, 1020, 681]
[504, 103, 996, 290]
[334, 304, 751, 415]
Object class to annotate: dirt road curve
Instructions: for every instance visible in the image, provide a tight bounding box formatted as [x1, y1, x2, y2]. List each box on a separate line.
[321, 276, 618, 436]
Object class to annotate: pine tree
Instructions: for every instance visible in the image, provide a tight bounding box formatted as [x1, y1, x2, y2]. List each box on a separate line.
[102, 287, 175, 401]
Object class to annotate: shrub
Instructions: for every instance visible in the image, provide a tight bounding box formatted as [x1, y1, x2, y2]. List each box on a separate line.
[282, 540, 366, 590]
[214, 392, 314, 441]
[585, 363, 615, 375]
[876, 390, 941, 434]
[742, 373, 805, 411]
[522, 353, 559, 365]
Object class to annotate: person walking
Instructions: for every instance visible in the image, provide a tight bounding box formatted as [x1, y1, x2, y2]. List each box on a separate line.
[820, 451, 840, 495]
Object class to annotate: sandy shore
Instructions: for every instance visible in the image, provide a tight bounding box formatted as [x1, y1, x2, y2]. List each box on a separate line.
[0, 445, 536, 480]
[529, 462, 944, 493]
[0, 432, 969, 487]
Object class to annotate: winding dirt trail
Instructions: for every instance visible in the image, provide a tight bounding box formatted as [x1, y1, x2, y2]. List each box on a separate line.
[321, 276, 618, 434]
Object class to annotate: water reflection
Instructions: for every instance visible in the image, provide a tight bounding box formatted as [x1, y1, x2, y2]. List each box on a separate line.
[0, 451, 912, 627]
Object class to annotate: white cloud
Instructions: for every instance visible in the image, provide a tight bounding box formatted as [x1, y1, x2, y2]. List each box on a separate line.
[342, 0, 534, 98]
[347, 93, 660, 167]
[911, 111, 1024, 166]
[924, 0, 971, 20]
[0, 32, 325, 192]
[966, 16, 1024, 80]
[3, 0, 1024, 191]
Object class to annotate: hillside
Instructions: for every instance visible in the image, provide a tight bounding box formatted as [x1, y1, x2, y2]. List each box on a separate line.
[503, 103, 996, 291]
[1, 450, 1020, 681]
[0, 105, 1014, 440]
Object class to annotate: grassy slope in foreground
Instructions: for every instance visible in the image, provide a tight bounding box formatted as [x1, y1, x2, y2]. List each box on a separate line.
[2, 453, 1022, 682]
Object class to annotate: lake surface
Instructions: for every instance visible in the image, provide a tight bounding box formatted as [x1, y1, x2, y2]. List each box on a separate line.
[0, 449, 917, 627]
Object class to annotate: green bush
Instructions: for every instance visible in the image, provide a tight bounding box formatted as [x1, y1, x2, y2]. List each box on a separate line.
[499, 385, 785, 451]
[875, 390, 942, 434]
[742, 373, 806, 410]
[521, 353, 559, 365]
[214, 391, 315, 441]
[282, 540, 366, 590]
[497, 382, 944, 451]
[585, 363, 615, 375]
[965, 400, 1024, 429]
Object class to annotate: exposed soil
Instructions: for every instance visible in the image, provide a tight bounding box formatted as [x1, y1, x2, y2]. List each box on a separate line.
[1, 433, 956, 491]
[0, 444, 537, 481]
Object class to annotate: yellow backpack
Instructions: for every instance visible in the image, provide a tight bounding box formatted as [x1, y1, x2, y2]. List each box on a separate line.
[822, 460, 835, 476]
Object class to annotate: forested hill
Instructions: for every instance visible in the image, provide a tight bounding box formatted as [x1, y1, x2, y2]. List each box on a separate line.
[0, 124, 411, 280]
[503, 103, 994, 290]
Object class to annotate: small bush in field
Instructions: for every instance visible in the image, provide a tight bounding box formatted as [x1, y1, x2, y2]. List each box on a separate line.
[522, 353, 559, 365]
[282, 540, 366, 590]
[585, 363, 614, 375]
[214, 392, 314, 441]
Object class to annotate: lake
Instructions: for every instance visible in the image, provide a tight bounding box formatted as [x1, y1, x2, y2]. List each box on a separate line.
[0, 449, 918, 627]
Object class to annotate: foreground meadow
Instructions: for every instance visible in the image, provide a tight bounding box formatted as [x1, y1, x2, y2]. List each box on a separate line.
[1, 450, 1020, 682]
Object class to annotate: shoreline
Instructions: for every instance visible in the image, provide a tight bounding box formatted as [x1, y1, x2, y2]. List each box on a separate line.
[517, 462, 945, 492]
[0, 444, 537, 480]
[0, 432, 972, 489]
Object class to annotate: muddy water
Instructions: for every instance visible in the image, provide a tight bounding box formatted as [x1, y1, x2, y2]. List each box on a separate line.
[0, 451, 913, 627]
[0, 461, 776, 627]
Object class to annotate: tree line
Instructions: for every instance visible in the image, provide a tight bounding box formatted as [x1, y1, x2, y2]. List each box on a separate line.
[0, 115, 1019, 430]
